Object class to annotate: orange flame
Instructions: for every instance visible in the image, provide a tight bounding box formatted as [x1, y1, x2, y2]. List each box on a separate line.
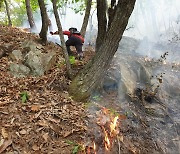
[104, 129, 111, 150]
[93, 142, 97, 154]
[110, 116, 119, 135]
[87, 146, 90, 154]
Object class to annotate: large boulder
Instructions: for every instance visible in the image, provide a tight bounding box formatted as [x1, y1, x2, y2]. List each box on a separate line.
[103, 54, 152, 100]
[9, 40, 56, 77]
[25, 49, 56, 76]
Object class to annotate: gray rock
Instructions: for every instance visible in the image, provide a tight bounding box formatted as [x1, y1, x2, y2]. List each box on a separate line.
[9, 40, 57, 77]
[118, 36, 140, 54]
[9, 63, 30, 77]
[25, 49, 56, 76]
[25, 50, 44, 76]
[10, 50, 23, 62]
[21, 40, 44, 51]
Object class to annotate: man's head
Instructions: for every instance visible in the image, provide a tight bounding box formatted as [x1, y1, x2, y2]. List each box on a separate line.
[69, 27, 77, 33]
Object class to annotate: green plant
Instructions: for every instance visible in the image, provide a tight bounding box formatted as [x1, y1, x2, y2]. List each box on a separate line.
[20, 91, 29, 103]
[69, 56, 75, 65]
[65, 140, 82, 154]
[92, 95, 101, 101]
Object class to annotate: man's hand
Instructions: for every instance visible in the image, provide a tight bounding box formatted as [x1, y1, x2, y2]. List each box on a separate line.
[50, 31, 54, 35]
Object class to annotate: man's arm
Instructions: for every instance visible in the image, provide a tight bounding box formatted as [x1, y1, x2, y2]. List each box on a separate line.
[50, 30, 70, 36]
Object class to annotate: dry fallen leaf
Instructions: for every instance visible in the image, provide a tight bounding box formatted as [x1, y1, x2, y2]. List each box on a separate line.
[0, 138, 12, 153]
[19, 129, 27, 135]
[42, 133, 49, 142]
[1, 128, 8, 139]
[38, 120, 49, 127]
[32, 144, 39, 151]
[31, 105, 40, 112]
[63, 131, 72, 138]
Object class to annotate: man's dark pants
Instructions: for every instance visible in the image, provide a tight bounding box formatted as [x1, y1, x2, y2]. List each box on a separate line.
[65, 36, 83, 56]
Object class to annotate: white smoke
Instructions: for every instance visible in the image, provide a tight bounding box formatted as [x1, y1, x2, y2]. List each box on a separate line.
[21, 0, 180, 60]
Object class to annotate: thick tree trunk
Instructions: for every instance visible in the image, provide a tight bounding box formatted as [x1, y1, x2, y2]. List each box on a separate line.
[95, 0, 107, 51]
[80, 0, 92, 38]
[51, 0, 72, 78]
[25, 0, 36, 29]
[38, 0, 48, 44]
[69, 0, 136, 101]
[4, 0, 12, 26]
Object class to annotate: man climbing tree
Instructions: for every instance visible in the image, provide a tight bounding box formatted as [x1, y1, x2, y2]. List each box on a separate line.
[69, 0, 136, 101]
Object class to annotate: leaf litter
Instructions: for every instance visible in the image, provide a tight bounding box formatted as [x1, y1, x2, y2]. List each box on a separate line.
[0, 25, 93, 154]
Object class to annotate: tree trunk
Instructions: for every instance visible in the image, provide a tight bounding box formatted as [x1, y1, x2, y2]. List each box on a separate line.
[51, 0, 72, 78]
[95, 0, 107, 51]
[80, 0, 92, 38]
[4, 0, 12, 26]
[108, 0, 117, 28]
[25, 0, 36, 29]
[69, 0, 136, 101]
[38, 0, 48, 44]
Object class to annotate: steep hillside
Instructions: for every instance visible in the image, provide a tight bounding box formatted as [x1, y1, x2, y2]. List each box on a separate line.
[0, 25, 89, 153]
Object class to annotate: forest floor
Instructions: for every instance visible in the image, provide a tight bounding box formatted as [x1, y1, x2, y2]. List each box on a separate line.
[0, 25, 164, 154]
[0, 25, 95, 154]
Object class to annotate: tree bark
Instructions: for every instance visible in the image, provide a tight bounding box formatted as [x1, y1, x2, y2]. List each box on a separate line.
[95, 0, 107, 51]
[4, 0, 12, 26]
[108, 0, 117, 28]
[80, 0, 92, 38]
[51, 0, 72, 78]
[69, 0, 136, 101]
[38, 0, 48, 44]
[25, 0, 36, 29]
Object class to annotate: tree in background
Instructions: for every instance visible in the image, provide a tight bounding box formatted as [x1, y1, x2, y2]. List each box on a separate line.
[38, 0, 48, 44]
[4, 0, 12, 26]
[69, 0, 136, 101]
[25, 0, 36, 29]
[80, 0, 92, 37]
[51, 0, 72, 78]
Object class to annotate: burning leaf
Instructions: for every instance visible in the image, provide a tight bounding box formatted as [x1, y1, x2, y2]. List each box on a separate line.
[104, 128, 111, 151]
[1, 128, 8, 139]
[93, 142, 97, 154]
[110, 116, 119, 135]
